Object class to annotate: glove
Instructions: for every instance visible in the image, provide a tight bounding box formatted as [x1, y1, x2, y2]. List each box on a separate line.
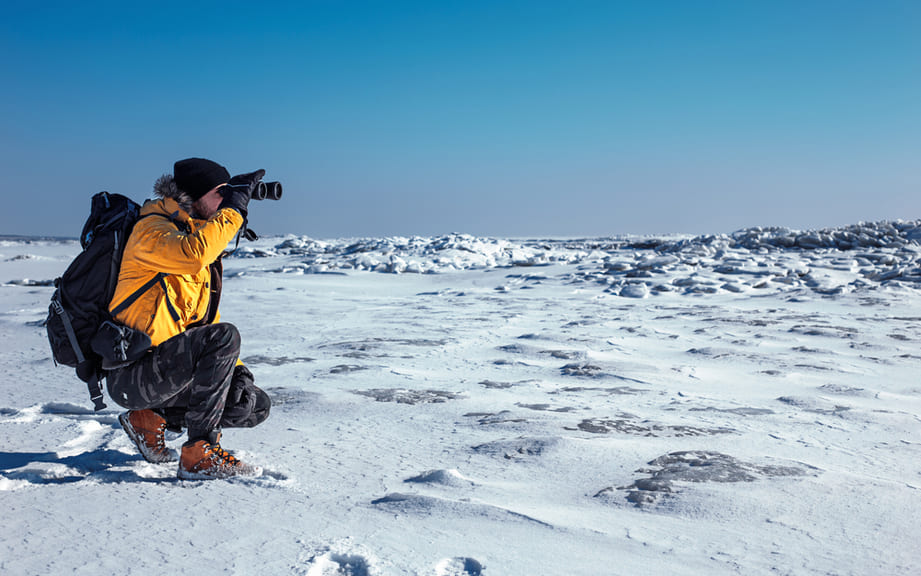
[218, 185, 251, 219]
[229, 169, 266, 188]
[221, 364, 271, 428]
[218, 169, 265, 219]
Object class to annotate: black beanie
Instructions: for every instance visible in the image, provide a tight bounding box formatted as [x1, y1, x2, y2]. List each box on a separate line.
[173, 158, 231, 200]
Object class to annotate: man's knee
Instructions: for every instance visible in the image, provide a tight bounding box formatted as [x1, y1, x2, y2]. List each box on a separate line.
[211, 322, 241, 347]
[198, 323, 241, 356]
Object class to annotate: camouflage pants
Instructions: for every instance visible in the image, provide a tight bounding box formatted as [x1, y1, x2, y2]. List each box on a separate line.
[107, 323, 244, 441]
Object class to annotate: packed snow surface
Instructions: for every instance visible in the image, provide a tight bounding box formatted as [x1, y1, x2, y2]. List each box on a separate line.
[2, 220, 920, 575]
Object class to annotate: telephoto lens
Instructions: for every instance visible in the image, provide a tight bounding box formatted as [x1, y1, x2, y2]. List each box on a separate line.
[253, 181, 283, 201]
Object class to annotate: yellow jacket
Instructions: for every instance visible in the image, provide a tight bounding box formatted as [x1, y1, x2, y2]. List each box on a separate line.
[109, 197, 243, 347]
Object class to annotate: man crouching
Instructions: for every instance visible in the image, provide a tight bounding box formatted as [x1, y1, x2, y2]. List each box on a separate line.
[106, 157, 270, 479]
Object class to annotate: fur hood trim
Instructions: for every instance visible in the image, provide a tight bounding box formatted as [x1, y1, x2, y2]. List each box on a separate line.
[153, 174, 195, 214]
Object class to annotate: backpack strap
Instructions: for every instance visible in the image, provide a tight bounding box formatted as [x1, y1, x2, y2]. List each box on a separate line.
[158, 276, 182, 322]
[110, 272, 168, 316]
[50, 294, 85, 365]
[109, 212, 188, 318]
[87, 371, 107, 412]
[50, 293, 107, 410]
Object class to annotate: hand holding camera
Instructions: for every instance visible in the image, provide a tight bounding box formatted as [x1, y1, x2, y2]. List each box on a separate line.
[218, 169, 283, 219]
[230, 169, 283, 201]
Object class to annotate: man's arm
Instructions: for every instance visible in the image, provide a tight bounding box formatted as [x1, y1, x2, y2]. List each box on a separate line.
[127, 207, 243, 275]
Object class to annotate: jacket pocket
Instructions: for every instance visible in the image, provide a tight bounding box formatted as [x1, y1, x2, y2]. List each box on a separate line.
[164, 274, 208, 325]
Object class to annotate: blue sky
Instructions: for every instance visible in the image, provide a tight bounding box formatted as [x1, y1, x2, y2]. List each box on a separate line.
[2, 1, 919, 238]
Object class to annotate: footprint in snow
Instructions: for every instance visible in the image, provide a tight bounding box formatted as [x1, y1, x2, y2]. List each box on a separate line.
[305, 551, 373, 576]
[435, 557, 484, 575]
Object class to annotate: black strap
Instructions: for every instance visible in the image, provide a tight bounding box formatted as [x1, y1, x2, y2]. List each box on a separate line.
[158, 276, 181, 322]
[110, 211, 188, 317]
[111, 272, 167, 317]
[51, 294, 85, 365]
[87, 371, 106, 411]
[50, 295, 106, 411]
[228, 213, 258, 254]
[138, 211, 191, 233]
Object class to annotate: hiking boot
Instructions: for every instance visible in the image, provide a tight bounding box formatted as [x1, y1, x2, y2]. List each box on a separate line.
[119, 409, 175, 463]
[178, 438, 261, 480]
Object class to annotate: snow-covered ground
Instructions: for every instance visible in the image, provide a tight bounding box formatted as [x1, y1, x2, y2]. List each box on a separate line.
[2, 222, 920, 575]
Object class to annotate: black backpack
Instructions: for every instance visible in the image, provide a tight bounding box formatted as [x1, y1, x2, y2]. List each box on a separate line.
[46, 191, 178, 411]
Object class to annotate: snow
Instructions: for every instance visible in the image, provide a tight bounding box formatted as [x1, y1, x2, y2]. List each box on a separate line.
[2, 222, 921, 575]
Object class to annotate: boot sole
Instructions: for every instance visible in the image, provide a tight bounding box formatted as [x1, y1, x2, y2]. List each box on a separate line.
[118, 412, 176, 464]
[177, 465, 263, 481]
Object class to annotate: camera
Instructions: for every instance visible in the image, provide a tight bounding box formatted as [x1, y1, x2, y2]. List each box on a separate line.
[221, 176, 283, 202]
[252, 181, 282, 201]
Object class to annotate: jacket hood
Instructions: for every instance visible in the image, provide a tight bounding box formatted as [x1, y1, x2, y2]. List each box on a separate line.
[153, 174, 195, 214]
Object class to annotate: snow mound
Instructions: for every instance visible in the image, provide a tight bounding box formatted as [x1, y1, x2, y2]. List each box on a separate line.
[224, 220, 921, 296]
[404, 469, 477, 487]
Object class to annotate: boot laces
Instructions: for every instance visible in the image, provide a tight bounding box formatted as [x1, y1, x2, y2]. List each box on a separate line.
[139, 417, 166, 447]
[207, 443, 240, 466]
